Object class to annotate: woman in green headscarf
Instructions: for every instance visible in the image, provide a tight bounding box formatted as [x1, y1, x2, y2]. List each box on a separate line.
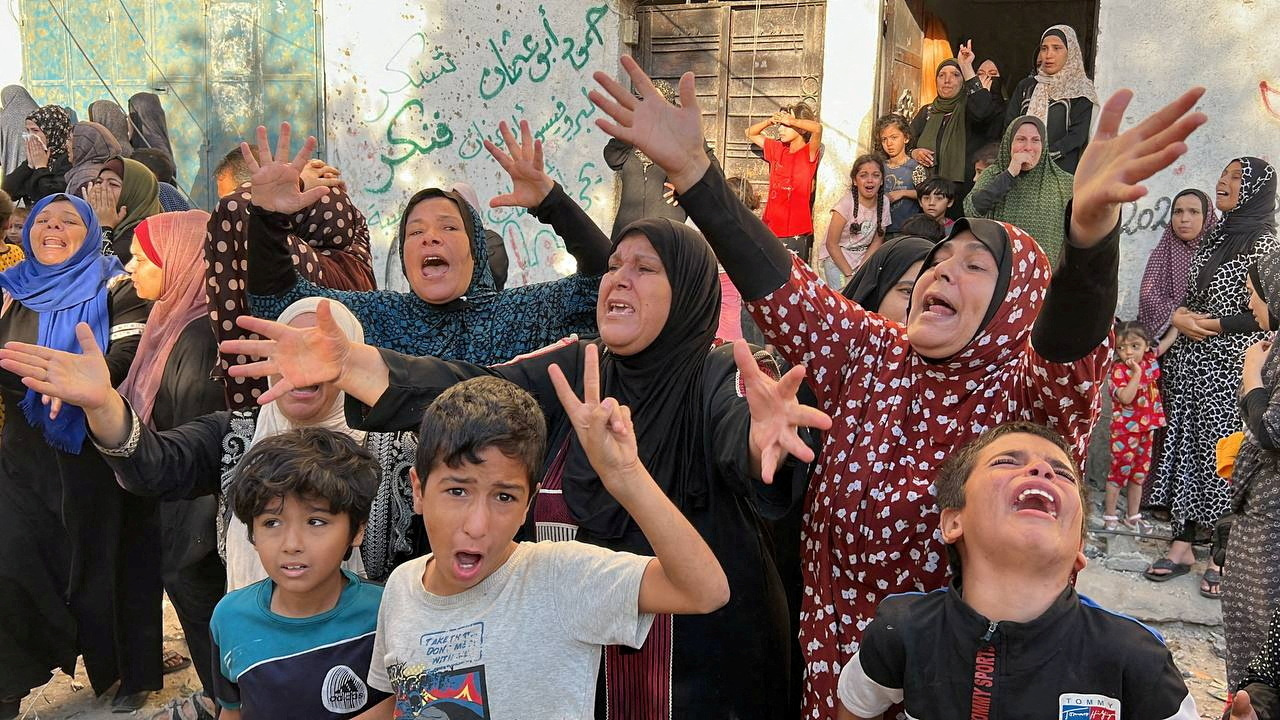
[964, 114, 1074, 266]
[81, 155, 162, 262]
[908, 46, 1001, 216]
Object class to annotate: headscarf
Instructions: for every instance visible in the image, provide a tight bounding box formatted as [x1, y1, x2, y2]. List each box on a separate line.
[1248, 249, 1280, 332]
[917, 59, 969, 183]
[963, 115, 1074, 266]
[1196, 157, 1279, 292]
[205, 184, 376, 408]
[563, 218, 720, 539]
[1138, 189, 1217, 337]
[87, 101, 132, 156]
[117, 210, 212, 426]
[26, 105, 71, 159]
[127, 92, 173, 160]
[841, 234, 935, 313]
[103, 157, 163, 253]
[0, 193, 125, 452]
[393, 188, 487, 295]
[0, 86, 39, 173]
[64, 122, 123, 194]
[1027, 25, 1099, 123]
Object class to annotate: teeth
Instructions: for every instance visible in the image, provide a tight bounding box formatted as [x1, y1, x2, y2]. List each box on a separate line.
[1016, 488, 1057, 517]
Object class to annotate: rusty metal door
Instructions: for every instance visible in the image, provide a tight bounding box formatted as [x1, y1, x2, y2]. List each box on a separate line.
[637, 1, 825, 199]
[20, 0, 323, 208]
[876, 0, 924, 120]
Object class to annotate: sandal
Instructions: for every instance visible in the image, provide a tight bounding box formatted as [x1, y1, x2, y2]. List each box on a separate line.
[1103, 515, 1120, 531]
[1123, 514, 1149, 535]
[162, 648, 192, 675]
[1143, 557, 1192, 582]
[1201, 568, 1223, 599]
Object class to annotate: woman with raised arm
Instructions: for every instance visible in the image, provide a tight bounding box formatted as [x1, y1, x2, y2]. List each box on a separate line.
[240, 121, 610, 368]
[0, 193, 155, 715]
[583, 56, 1205, 718]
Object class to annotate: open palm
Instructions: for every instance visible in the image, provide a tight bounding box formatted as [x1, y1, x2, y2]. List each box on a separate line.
[484, 120, 555, 209]
[0, 322, 113, 411]
[549, 344, 641, 479]
[220, 300, 351, 404]
[733, 341, 832, 484]
[242, 122, 331, 215]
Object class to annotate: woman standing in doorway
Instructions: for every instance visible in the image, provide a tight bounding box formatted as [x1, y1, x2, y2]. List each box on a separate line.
[1006, 24, 1099, 174]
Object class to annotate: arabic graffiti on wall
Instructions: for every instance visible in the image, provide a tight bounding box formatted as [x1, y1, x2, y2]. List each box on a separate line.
[324, 1, 619, 290]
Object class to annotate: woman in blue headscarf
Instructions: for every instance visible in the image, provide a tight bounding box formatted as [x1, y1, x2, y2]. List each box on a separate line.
[0, 193, 157, 715]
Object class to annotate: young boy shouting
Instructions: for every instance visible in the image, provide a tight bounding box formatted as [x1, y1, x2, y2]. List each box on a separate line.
[210, 428, 389, 719]
[836, 422, 1198, 719]
[361, 363, 729, 719]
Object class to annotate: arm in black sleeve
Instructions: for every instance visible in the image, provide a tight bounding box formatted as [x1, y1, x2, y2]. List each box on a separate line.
[1242, 387, 1280, 451]
[966, 171, 1015, 215]
[1004, 78, 1033, 128]
[246, 207, 302, 296]
[908, 108, 927, 151]
[1031, 201, 1120, 363]
[963, 77, 999, 121]
[97, 404, 232, 500]
[105, 280, 150, 386]
[529, 182, 612, 276]
[1221, 312, 1263, 334]
[1052, 98, 1094, 159]
[676, 163, 794, 301]
[1, 162, 33, 198]
[345, 348, 501, 432]
[603, 138, 632, 170]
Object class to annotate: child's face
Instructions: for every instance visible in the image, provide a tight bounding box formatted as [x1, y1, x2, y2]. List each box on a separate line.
[6, 212, 25, 244]
[853, 163, 882, 201]
[879, 126, 908, 159]
[1248, 274, 1270, 331]
[940, 433, 1086, 576]
[412, 446, 533, 596]
[919, 191, 951, 221]
[1116, 334, 1148, 364]
[252, 492, 362, 601]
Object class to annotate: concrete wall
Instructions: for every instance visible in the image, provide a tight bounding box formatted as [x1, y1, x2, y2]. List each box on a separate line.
[322, 0, 621, 291]
[0, 1, 21, 89]
[811, 0, 883, 262]
[1094, 0, 1280, 320]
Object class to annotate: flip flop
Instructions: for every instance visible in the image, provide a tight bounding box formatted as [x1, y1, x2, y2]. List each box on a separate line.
[162, 648, 192, 675]
[1200, 568, 1223, 599]
[1143, 557, 1192, 582]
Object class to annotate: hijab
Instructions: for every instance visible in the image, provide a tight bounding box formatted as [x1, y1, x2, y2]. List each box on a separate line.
[27, 105, 71, 159]
[563, 218, 720, 540]
[394, 187, 488, 296]
[963, 115, 1075, 266]
[103, 157, 163, 257]
[1249, 250, 1280, 332]
[1196, 157, 1279, 291]
[117, 210, 212, 426]
[917, 59, 969, 183]
[65, 122, 123, 194]
[1027, 25, 1099, 123]
[0, 194, 125, 452]
[1138, 189, 1217, 337]
[0, 86, 38, 173]
[841, 234, 935, 312]
[87, 101, 132, 156]
[127, 92, 173, 160]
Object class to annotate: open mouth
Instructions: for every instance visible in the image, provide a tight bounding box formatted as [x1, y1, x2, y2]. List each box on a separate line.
[1011, 486, 1059, 519]
[288, 385, 321, 398]
[606, 300, 635, 317]
[280, 562, 309, 578]
[922, 293, 956, 317]
[40, 237, 67, 248]
[421, 255, 450, 278]
[453, 550, 484, 580]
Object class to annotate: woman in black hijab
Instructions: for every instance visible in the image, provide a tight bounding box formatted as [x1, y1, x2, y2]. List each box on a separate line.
[222, 216, 808, 719]
[841, 234, 935, 324]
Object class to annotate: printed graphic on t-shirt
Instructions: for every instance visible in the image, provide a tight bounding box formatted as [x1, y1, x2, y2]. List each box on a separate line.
[389, 623, 491, 718]
[1058, 693, 1119, 720]
[322, 665, 370, 714]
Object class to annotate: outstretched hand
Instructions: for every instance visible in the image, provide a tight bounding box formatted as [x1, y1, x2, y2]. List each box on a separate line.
[484, 120, 555, 209]
[548, 344, 642, 489]
[1069, 87, 1207, 248]
[590, 56, 710, 193]
[241, 122, 331, 214]
[219, 300, 351, 404]
[733, 341, 832, 484]
[0, 323, 112, 419]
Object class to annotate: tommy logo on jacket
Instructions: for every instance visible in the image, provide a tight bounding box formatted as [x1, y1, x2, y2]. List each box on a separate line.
[1059, 693, 1120, 720]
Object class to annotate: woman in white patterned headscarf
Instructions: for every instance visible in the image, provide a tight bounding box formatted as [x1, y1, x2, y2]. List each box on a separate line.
[1004, 24, 1099, 174]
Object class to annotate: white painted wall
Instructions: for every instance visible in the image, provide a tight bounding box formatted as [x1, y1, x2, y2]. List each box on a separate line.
[322, 0, 620, 290]
[0, 0, 24, 90]
[1094, 0, 1280, 319]
[811, 0, 882, 271]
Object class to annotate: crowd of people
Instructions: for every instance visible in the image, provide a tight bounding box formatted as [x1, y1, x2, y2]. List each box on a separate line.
[0, 21, 1274, 720]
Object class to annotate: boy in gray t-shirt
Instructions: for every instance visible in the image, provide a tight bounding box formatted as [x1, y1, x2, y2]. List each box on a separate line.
[362, 357, 732, 719]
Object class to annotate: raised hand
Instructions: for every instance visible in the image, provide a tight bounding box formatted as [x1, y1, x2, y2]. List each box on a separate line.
[1069, 87, 1207, 248]
[957, 40, 976, 70]
[219, 299, 351, 404]
[25, 135, 49, 169]
[733, 341, 832, 484]
[484, 120, 555, 209]
[299, 158, 346, 193]
[0, 323, 113, 416]
[590, 55, 710, 192]
[240, 122, 331, 215]
[548, 343, 641, 484]
[82, 180, 125, 228]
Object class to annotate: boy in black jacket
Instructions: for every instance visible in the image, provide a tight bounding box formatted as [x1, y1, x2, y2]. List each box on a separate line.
[837, 421, 1198, 720]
